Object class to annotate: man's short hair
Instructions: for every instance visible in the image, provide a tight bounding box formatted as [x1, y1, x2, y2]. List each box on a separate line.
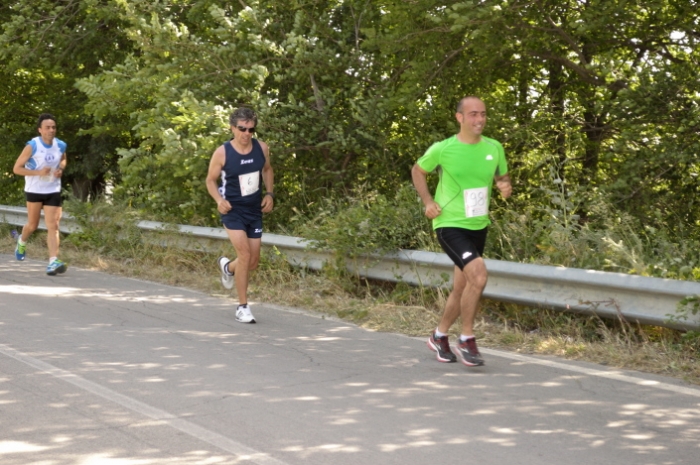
[229, 107, 258, 127]
[456, 96, 482, 113]
[37, 113, 56, 128]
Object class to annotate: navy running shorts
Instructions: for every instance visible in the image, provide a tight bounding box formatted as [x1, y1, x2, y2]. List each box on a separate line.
[25, 191, 62, 207]
[221, 207, 263, 239]
[436, 227, 488, 270]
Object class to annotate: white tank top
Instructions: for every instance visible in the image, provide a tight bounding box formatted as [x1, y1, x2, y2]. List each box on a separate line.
[24, 137, 67, 194]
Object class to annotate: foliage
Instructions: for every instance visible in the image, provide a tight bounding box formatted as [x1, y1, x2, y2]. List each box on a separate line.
[62, 196, 144, 256]
[296, 184, 434, 259]
[667, 296, 700, 342]
[1, 0, 699, 298]
[0, 0, 132, 201]
[488, 172, 700, 280]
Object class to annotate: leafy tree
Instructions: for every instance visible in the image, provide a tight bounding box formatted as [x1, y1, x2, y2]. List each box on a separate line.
[2, 0, 697, 272]
[0, 0, 131, 201]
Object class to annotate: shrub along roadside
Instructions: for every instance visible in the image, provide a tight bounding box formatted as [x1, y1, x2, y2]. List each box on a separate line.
[1, 207, 698, 386]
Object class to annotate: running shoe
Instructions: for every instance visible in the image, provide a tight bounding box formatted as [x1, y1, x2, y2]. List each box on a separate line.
[427, 331, 457, 362]
[217, 256, 234, 289]
[46, 259, 67, 276]
[235, 304, 256, 324]
[456, 338, 484, 367]
[14, 234, 26, 261]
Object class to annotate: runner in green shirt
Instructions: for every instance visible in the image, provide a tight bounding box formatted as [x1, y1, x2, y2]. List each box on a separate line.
[411, 96, 512, 367]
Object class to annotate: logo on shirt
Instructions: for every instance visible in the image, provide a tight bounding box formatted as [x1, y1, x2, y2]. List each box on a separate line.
[241, 159, 254, 165]
[462, 252, 472, 260]
[485, 154, 493, 161]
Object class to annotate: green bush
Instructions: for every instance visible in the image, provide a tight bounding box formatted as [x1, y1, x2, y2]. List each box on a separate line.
[296, 184, 436, 258]
[63, 197, 143, 257]
[488, 177, 700, 281]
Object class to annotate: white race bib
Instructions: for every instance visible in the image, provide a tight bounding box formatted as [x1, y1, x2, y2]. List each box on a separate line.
[463, 187, 488, 218]
[239, 171, 260, 197]
[40, 168, 56, 183]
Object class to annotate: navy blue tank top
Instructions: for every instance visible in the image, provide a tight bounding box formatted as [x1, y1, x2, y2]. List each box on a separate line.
[218, 139, 266, 207]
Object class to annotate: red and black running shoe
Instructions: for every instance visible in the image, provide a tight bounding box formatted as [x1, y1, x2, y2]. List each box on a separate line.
[427, 332, 457, 363]
[456, 337, 484, 367]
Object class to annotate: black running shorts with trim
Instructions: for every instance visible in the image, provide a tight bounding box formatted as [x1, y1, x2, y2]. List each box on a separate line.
[221, 207, 263, 239]
[25, 191, 62, 207]
[436, 227, 488, 270]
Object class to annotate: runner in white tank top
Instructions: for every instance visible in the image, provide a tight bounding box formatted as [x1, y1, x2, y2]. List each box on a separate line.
[12, 113, 69, 276]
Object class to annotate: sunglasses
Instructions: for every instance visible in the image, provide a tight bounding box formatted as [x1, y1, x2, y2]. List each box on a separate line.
[235, 126, 256, 133]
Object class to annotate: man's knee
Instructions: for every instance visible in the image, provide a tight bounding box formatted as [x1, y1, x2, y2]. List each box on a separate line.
[471, 272, 488, 290]
[248, 252, 261, 270]
[463, 261, 488, 290]
[45, 220, 61, 232]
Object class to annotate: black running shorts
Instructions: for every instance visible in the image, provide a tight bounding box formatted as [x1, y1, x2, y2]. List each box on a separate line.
[25, 191, 62, 207]
[221, 207, 263, 239]
[436, 227, 488, 270]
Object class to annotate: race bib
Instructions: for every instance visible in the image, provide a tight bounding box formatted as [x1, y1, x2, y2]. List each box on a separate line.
[40, 168, 56, 183]
[463, 187, 488, 218]
[239, 171, 260, 197]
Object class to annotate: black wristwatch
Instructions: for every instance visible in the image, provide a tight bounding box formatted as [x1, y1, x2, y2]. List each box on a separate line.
[265, 192, 275, 199]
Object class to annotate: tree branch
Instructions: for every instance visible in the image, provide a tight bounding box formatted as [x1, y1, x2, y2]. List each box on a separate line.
[310, 74, 325, 113]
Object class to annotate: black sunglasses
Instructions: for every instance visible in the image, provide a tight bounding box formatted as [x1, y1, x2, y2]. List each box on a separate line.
[235, 126, 256, 133]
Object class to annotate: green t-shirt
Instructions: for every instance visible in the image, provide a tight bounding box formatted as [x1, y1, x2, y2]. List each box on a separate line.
[417, 135, 508, 230]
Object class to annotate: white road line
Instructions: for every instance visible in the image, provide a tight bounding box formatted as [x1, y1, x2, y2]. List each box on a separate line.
[0, 343, 290, 465]
[482, 348, 700, 398]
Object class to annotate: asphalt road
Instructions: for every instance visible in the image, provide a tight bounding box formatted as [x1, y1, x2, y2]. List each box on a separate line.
[1, 254, 698, 465]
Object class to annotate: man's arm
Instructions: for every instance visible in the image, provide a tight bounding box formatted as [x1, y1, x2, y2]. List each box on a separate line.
[411, 164, 441, 219]
[259, 141, 274, 213]
[495, 173, 512, 199]
[13, 144, 50, 177]
[54, 152, 67, 178]
[205, 146, 231, 214]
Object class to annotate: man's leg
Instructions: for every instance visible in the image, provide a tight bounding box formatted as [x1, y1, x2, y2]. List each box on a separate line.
[458, 257, 488, 336]
[224, 229, 263, 305]
[454, 258, 488, 366]
[437, 266, 467, 334]
[15, 201, 42, 260]
[436, 258, 487, 335]
[246, 237, 262, 271]
[43, 205, 62, 259]
[21, 201, 43, 242]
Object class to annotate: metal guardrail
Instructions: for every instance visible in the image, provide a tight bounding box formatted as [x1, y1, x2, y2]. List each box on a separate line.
[2, 205, 700, 330]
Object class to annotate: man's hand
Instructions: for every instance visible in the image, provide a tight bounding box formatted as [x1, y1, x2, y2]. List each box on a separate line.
[424, 200, 442, 219]
[217, 198, 232, 214]
[495, 175, 512, 199]
[261, 194, 274, 213]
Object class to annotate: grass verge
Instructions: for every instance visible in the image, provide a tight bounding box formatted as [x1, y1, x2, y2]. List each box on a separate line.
[2, 221, 698, 386]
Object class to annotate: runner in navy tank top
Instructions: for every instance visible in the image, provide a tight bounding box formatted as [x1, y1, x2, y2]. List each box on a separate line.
[220, 138, 266, 211]
[206, 107, 274, 324]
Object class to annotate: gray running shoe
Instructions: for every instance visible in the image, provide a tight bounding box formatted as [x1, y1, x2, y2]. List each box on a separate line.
[456, 338, 484, 367]
[217, 256, 234, 289]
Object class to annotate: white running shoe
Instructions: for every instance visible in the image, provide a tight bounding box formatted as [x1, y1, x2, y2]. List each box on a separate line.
[235, 305, 256, 324]
[217, 256, 234, 290]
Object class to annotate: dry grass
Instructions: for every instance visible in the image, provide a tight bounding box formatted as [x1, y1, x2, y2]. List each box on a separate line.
[2, 225, 698, 386]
